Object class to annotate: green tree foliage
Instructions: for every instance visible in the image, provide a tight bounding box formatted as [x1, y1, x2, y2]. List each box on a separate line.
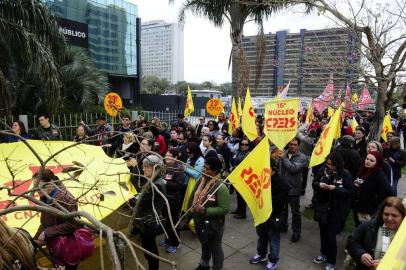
[141, 76, 171, 94]
[59, 47, 108, 113]
[0, 0, 107, 116]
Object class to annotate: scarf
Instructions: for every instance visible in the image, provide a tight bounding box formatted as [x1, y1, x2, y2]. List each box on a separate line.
[191, 175, 219, 213]
[374, 225, 396, 259]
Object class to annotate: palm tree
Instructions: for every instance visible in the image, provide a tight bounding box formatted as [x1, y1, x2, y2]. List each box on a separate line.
[0, 0, 66, 116]
[175, 0, 291, 99]
[59, 47, 108, 113]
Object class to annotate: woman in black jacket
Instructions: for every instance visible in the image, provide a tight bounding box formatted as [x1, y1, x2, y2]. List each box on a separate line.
[346, 197, 405, 270]
[230, 137, 251, 219]
[312, 152, 353, 270]
[352, 151, 394, 225]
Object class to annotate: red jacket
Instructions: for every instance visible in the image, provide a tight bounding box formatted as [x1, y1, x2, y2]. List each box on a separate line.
[154, 135, 167, 156]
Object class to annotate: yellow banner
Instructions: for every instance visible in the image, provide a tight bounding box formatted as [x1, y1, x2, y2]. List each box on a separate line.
[242, 88, 258, 141]
[184, 85, 194, 117]
[309, 106, 342, 167]
[377, 218, 406, 270]
[0, 140, 133, 235]
[228, 138, 272, 226]
[228, 97, 240, 135]
[381, 113, 393, 142]
[264, 98, 298, 150]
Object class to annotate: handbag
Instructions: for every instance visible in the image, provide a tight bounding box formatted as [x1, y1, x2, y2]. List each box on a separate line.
[48, 227, 95, 266]
[132, 214, 167, 236]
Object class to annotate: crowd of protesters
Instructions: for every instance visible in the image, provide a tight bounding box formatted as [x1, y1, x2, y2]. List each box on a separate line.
[1, 109, 406, 270]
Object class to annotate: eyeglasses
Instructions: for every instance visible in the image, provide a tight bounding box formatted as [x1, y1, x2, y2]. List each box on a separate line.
[241, 143, 249, 146]
[208, 123, 213, 126]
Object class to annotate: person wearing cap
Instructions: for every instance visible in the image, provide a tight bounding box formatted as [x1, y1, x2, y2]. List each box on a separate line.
[352, 151, 394, 226]
[80, 116, 112, 147]
[383, 137, 406, 195]
[128, 155, 166, 270]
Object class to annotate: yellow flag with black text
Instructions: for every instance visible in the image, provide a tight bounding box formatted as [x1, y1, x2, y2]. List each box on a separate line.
[381, 113, 393, 142]
[228, 138, 272, 226]
[228, 97, 240, 135]
[309, 106, 342, 167]
[377, 218, 406, 270]
[242, 88, 258, 141]
[184, 85, 194, 117]
[264, 98, 298, 150]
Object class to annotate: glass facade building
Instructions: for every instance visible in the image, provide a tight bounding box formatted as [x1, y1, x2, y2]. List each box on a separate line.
[43, 0, 138, 76]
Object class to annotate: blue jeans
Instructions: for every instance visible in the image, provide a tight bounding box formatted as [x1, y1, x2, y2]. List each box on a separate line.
[256, 217, 281, 263]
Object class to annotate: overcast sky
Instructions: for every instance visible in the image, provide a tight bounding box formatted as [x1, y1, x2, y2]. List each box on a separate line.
[128, 0, 335, 84]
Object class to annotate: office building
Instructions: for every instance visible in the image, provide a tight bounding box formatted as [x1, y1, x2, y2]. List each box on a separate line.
[141, 20, 184, 84]
[241, 28, 359, 97]
[43, 0, 141, 105]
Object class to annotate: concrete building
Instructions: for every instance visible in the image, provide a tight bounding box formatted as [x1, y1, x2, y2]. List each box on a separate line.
[141, 20, 184, 84]
[43, 0, 141, 106]
[241, 28, 359, 97]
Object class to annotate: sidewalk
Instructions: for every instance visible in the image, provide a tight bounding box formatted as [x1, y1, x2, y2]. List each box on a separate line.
[124, 176, 406, 270]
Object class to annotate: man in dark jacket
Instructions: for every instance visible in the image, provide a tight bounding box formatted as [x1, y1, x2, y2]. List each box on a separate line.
[297, 128, 318, 195]
[335, 135, 361, 179]
[280, 138, 308, 242]
[33, 113, 62, 140]
[80, 116, 112, 147]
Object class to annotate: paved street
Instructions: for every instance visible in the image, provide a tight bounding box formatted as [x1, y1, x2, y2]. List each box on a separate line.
[149, 176, 406, 270]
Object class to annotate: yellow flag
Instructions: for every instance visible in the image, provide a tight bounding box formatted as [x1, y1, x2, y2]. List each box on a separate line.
[351, 116, 358, 134]
[309, 106, 342, 167]
[184, 85, 194, 117]
[306, 101, 313, 124]
[0, 140, 133, 235]
[328, 107, 334, 118]
[351, 93, 358, 103]
[238, 97, 243, 118]
[264, 98, 298, 150]
[381, 113, 393, 142]
[181, 177, 197, 212]
[377, 218, 406, 270]
[228, 138, 272, 226]
[242, 88, 258, 141]
[228, 97, 240, 135]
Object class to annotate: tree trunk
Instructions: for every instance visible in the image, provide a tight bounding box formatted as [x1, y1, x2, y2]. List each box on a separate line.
[369, 80, 387, 141]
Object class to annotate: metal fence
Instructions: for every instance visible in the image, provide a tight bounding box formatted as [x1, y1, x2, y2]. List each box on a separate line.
[0, 110, 216, 141]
